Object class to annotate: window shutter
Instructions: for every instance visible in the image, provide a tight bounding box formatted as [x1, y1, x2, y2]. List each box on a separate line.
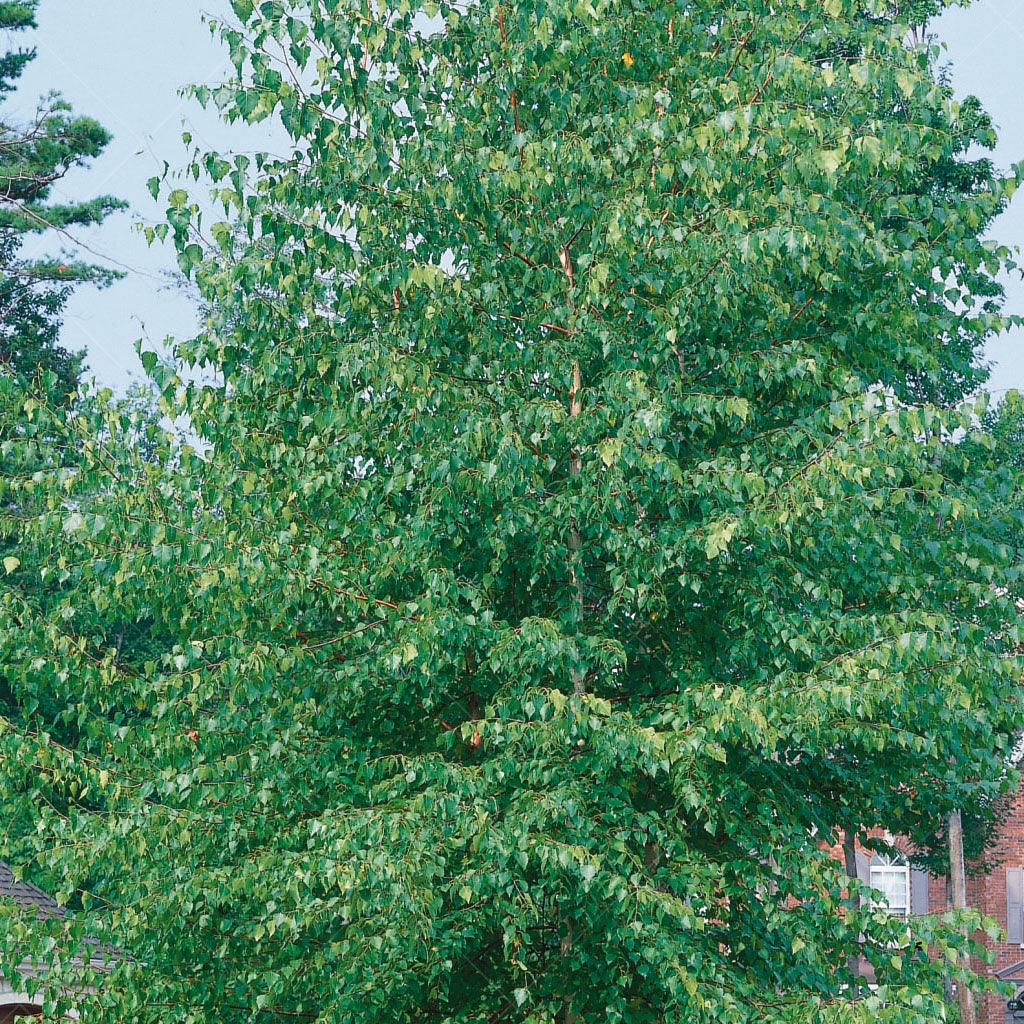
[911, 867, 929, 916]
[1007, 868, 1024, 944]
[855, 851, 870, 887]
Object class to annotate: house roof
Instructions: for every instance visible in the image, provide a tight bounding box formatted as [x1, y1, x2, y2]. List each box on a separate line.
[0, 862, 63, 918]
[0, 863, 122, 971]
[996, 958, 1024, 982]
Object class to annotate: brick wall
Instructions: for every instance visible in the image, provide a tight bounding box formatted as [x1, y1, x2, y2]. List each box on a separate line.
[959, 784, 1024, 1024]
[867, 785, 1024, 1024]
[825, 793, 1024, 1024]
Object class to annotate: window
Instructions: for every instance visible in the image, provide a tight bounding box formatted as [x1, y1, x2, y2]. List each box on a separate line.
[1007, 867, 1023, 944]
[869, 852, 910, 919]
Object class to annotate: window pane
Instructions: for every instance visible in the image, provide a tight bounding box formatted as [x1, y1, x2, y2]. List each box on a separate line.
[870, 867, 908, 914]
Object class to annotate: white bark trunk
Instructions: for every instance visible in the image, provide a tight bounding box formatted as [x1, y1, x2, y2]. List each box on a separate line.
[949, 809, 977, 1024]
[842, 827, 861, 997]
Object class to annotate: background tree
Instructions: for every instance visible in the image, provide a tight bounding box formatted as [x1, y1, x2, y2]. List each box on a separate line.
[0, 0, 125, 399]
[1, 2, 1022, 1024]
[0, 0, 127, 868]
[904, 390, 1024, 890]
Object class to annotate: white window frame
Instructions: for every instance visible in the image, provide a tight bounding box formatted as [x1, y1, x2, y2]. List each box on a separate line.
[869, 852, 910, 920]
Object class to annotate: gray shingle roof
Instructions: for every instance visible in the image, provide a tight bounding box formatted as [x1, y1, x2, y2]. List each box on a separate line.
[0, 863, 120, 972]
[0, 862, 62, 917]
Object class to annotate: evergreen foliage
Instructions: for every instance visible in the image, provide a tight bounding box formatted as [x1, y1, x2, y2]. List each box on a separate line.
[0, 0, 125, 398]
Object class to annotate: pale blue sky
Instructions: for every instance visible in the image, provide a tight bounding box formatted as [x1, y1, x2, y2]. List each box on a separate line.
[12, 1, 1024, 394]
[11, 1, 286, 389]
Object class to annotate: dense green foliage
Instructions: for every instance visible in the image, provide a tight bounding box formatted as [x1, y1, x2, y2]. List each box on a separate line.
[0, 0, 127, 742]
[906, 392, 1024, 881]
[0, 0, 125, 687]
[0, 0, 124, 397]
[1, 1, 1023, 1022]
[0, 0, 127, 908]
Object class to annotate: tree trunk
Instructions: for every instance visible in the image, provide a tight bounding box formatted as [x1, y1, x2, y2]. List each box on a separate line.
[843, 827, 862, 998]
[943, 875, 955, 1004]
[949, 809, 977, 1024]
[568, 360, 585, 697]
[563, 359, 584, 1023]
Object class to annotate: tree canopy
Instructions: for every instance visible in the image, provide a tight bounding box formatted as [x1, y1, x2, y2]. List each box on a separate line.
[1, 2, 1023, 1023]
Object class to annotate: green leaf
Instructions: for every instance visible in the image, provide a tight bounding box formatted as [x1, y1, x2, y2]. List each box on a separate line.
[598, 438, 622, 468]
[816, 149, 843, 176]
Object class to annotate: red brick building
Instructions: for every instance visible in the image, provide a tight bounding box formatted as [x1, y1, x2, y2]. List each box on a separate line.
[953, 781, 1024, 1024]
[841, 784, 1024, 1024]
